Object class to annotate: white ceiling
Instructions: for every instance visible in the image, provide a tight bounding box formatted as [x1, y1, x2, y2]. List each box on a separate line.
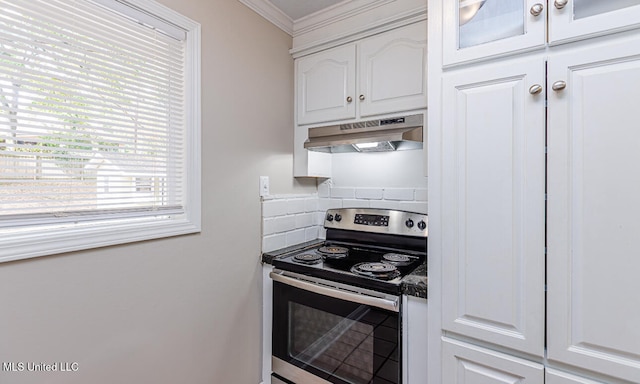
[268, 0, 345, 21]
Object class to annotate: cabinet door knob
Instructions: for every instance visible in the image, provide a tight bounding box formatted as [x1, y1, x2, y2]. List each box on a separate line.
[552, 80, 567, 91]
[554, 0, 568, 9]
[529, 84, 543, 95]
[359, 94, 365, 101]
[530, 3, 544, 16]
[346, 96, 353, 103]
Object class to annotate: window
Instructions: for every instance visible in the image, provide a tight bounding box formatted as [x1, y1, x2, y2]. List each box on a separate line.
[0, 0, 201, 262]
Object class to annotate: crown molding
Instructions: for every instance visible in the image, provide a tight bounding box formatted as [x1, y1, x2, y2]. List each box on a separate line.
[293, 0, 394, 36]
[238, 0, 427, 52]
[238, 0, 293, 36]
[290, 5, 427, 58]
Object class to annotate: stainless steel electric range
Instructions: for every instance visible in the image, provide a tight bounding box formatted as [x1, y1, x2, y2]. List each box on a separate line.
[270, 208, 427, 384]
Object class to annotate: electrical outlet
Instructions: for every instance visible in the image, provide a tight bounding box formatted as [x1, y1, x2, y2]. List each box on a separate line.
[259, 176, 269, 197]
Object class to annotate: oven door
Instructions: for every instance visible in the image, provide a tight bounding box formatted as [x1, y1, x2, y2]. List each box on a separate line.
[271, 270, 401, 384]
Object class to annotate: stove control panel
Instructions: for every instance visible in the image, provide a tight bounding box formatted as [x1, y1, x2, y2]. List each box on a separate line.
[324, 208, 427, 237]
[354, 214, 389, 226]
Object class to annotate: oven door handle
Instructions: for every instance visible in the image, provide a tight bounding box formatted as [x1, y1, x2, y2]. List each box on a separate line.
[270, 270, 399, 312]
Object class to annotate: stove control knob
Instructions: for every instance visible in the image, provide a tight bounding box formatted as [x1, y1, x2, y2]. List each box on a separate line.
[405, 219, 414, 228]
[334, 214, 342, 222]
[326, 214, 334, 222]
[417, 220, 427, 231]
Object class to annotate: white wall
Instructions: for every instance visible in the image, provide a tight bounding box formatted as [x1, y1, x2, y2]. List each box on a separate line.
[0, 1, 314, 383]
[331, 150, 428, 189]
[260, 150, 428, 252]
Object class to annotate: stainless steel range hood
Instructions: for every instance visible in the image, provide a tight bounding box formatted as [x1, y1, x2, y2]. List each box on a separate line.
[304, 114, 423, 153]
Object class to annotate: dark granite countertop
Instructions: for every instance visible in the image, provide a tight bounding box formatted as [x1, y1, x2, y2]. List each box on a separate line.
[262, 240, 427, 300]
[401, 262, 427, 299]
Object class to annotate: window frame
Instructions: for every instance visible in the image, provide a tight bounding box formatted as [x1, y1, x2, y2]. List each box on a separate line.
[0, 0, 201, 263]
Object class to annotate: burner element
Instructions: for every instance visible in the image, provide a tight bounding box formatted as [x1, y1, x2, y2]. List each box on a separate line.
[383, 253, 411, 263]
[293, 253, 322, 265]
[351, 262, 400, 281]
[317, 246, 349, 259]
[382, 253, 413, 266]
[358, 262, 397, 273]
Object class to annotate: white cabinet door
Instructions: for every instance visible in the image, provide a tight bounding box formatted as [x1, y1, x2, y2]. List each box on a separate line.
[358, 21, 427, 117]
[442, 338, 544, 384]
[296, 44, 356, 125]
[442, 0, 546, 66]
[402, 295, 428, 384]
[546, 369, 607, 384]
[549, 0, 640, 44]
[547, 36, 640, 384]
[441, 56, 545, 356]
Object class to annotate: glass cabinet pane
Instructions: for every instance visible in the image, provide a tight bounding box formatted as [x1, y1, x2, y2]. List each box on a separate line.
[573, 0, 640, 19]
[459, 0, 524, 49]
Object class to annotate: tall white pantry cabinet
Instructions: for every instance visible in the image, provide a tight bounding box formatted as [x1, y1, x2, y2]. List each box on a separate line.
[428, 1, 640, 384]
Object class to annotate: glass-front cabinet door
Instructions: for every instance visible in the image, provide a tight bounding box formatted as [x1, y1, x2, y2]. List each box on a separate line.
[443, 0, 546, 66]
[549, 0, 640, 44]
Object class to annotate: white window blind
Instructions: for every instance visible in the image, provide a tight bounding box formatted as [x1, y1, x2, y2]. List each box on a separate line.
[0, 0, 188, 228]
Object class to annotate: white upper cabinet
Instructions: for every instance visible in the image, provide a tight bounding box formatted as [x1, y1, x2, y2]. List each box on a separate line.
[549, 0, 640, 44]
[296, 44, 356, 125]
[443, 0, 546, 66]
[358, 21, 427, 117]
[441, 56, 546, 357]
[546, 36, 640, 384]
[296, 21, 427, 126]
[443, 0, 640, 66]
[293, 20, 427, 177]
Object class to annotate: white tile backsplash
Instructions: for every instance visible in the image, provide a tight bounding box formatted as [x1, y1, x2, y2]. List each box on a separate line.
[314, 212, 326, 225]
[399, 201, 428, 214]
[304, 198, 319, 212]
[286, 198, 306, 214]
[295, 213, 315, 228]
[318, 198, 343, 211]
[369, 200, 401, 210]
[261, 194, 323, 252]
[273, 215, 296, 233]
[261, 186, 428, 252]
[341, 199, 370, 208]
[330, 187, 356, 199]
[263, 218, 276, 236]
[262, 199, 288, 217]
[318, 180, 331, 198]
[355, 188, 384, 200]
[286, 229, 306, 247]
[305, 226, 320, 241]
[263, 233, 286, 252]
[415, 188, 428, 202]
[383, 188, 415, 201]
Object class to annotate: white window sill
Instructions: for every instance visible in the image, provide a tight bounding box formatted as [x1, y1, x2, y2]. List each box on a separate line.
[0, 216, 200, 263]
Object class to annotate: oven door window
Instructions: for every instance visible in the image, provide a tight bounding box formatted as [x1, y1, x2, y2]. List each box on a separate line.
[273, 281, 400, 384]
